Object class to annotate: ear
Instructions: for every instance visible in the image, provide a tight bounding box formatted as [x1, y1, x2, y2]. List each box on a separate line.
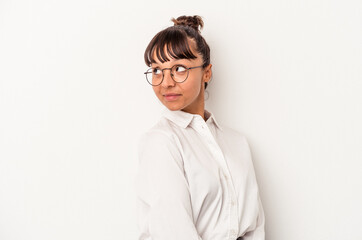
[203, 64, 212, 83]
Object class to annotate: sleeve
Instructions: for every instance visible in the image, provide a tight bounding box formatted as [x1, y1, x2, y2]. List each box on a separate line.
[241, 136, 266, 240]
[242, 194, 265, 240]
[135, 130, 203, 240]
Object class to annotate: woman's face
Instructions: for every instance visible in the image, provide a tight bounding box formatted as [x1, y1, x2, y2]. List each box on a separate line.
[150, 39, 212, 115]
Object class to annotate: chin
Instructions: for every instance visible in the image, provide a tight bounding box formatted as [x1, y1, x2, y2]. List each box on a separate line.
[164, 104, 182, 111]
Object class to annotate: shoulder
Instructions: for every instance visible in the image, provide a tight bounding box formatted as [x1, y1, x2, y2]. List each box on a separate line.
[137, 119, 185, 169]
[137, 117, 183, 155]
[219, 124, 250, 147]
[138, 118, 178, 145]
[220, 125, 255, 168]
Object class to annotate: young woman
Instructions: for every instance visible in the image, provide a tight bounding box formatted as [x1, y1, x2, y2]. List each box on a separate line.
[136, 15, 265, 240]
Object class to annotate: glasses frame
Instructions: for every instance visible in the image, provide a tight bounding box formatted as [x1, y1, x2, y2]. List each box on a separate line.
[144, 64, 204, 86]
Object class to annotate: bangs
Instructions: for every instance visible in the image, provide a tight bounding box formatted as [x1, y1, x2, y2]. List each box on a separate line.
[144, 28, 198, 66]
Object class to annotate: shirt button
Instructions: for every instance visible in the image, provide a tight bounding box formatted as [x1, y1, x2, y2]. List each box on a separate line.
[231, 200, 235, 206]
[230, 229, 237, 237]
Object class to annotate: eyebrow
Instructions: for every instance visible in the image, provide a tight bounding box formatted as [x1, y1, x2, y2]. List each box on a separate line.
[151, 58, 192, 67]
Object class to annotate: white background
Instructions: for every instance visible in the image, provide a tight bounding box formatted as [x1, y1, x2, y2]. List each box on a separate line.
[1, 0, 361, 239]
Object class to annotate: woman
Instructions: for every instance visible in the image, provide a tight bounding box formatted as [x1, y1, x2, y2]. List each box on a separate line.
[136, 15, 265, 240]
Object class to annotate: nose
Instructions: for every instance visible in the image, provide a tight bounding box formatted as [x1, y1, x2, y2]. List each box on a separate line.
[161, 69, 175, 88]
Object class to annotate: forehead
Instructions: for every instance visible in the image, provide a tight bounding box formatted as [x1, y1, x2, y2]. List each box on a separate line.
[151, 38, 201, 65]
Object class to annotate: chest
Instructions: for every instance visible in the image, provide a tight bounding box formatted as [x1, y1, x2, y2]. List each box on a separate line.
[175, 127, 251, 210]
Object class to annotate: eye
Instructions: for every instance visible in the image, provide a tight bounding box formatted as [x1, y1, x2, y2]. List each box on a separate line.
[175, 65, 187, 72]
[152, 68, 162, 75]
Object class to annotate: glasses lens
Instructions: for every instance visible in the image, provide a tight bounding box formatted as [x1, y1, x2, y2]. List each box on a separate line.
[145, 68, 162, 86]
[172, 65, 189, 83]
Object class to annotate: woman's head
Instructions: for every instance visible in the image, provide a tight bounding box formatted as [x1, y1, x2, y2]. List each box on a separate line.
[144, 15, 212, 115]
[144, 15, 211, 89]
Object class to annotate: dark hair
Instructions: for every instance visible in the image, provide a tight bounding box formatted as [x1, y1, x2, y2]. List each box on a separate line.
[144, 15, 211, 90]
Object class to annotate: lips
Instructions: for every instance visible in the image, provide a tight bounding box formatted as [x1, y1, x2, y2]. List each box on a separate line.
[163, 93, 181, 96]
[163, 93, 181, 101]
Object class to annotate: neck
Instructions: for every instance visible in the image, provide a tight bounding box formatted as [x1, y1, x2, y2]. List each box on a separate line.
[180, 83, 206, 120]
[181, 98, 205, 121]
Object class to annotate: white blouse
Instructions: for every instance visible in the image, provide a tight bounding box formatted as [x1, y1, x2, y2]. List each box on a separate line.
[135, 108, 265, 240]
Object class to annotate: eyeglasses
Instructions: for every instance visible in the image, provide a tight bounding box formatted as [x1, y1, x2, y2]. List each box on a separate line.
[144, 64, 203, 86]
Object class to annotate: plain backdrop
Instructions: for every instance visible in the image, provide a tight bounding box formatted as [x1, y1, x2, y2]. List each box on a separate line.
[1, 0, 361, 239]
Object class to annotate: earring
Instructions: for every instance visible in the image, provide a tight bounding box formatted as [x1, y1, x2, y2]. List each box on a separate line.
[207, 74, 213, 85]
[204, 90, 209, 101]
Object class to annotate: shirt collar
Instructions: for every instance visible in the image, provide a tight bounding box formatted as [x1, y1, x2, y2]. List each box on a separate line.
[162, 108, 223, 130]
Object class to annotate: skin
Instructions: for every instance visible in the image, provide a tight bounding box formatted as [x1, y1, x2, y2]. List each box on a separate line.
[151, 39, 212, 121]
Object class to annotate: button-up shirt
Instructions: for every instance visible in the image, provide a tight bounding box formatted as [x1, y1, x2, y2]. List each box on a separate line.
[135, 108, 265, 240]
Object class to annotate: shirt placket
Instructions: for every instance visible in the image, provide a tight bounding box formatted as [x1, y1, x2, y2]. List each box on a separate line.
[195, 118, 239, 240]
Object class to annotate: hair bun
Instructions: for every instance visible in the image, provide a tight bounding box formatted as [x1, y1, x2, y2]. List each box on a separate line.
[171, 15, 204, 33]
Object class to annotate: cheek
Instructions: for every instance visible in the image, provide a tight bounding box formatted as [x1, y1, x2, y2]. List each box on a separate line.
[183, 78, 202, 96]
[152, 86, 159, 94]
[152, 86, 162, 99]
